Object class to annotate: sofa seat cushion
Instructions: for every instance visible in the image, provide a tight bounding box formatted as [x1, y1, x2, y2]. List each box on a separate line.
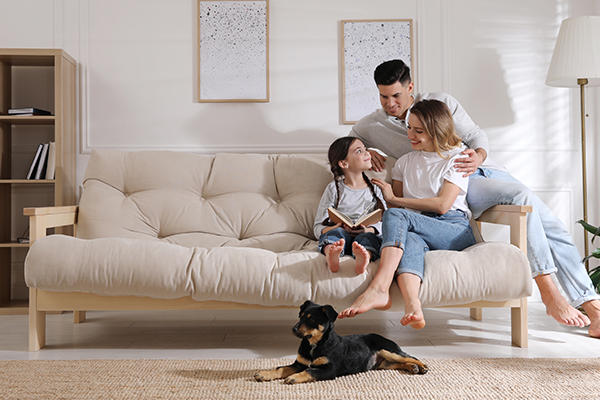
[25, 235, 531, 310]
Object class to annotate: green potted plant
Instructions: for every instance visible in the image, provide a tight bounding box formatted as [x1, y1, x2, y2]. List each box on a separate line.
[577, 220, 600, 293]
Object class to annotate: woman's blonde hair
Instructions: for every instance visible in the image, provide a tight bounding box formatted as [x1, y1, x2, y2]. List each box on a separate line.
[409, 99, 461, 158]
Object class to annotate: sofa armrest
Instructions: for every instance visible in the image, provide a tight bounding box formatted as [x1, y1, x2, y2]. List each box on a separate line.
[476, 205, 532, 254]
[23, 206, 79, 244]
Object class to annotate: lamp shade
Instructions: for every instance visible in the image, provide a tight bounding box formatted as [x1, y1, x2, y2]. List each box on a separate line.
[546, 16, 600, 87]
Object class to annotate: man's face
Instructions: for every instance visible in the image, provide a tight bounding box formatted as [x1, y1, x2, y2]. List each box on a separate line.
[378, 81, 414, 119]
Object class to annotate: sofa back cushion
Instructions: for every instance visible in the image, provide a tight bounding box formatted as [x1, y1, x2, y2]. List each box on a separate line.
[78, 150, 390, 252]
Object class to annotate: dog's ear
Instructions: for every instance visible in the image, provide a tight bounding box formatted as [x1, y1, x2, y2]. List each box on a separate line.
[322, 305, 338, 322]
[300, 300, 313, 313]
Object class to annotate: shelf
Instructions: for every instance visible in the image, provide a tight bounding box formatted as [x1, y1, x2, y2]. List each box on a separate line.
[0, 241, 30, 248]
[0, 300, 29, 315]
[0, 48, 76, 67]
[0, 115, 55, 125]
[0, 179, 55, 184]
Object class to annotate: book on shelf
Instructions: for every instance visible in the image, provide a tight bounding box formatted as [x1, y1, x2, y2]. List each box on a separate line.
[45, 141, 56, 180]
[9, 113, 51, 117]
[34, 143, 49, 179]
[26, 144, 44, 179]
[26, 142, 55, 180]
[327, 207, 382, 229]
[8, 107, 52, 116]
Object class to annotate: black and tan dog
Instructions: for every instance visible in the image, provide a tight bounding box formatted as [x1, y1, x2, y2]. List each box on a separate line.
[254, 300, 428, 384]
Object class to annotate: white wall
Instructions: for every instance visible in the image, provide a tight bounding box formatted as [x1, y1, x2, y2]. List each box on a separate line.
[1, 0, 599, 270]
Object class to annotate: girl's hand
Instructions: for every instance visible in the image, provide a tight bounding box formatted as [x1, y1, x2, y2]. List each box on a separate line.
[344, 224, 373, 235]
[371, 178, 395, 201]
[322, 223, 342, 234]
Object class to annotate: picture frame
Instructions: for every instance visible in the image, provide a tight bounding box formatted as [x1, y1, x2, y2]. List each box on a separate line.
[198, 0, 269, 102]
[341, 19, 413, 124]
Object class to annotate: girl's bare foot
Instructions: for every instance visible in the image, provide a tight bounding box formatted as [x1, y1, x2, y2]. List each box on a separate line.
[324, 239, 345, 273]
[338, 286, 392, 318]
[352, 242, 371, 274]
[536, 274, 590, 327]
[401, 300, 426, 329]
[582, 300, 600, 338]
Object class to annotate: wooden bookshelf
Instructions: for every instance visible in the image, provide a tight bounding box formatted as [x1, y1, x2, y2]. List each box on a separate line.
[0, 49, 76, 314]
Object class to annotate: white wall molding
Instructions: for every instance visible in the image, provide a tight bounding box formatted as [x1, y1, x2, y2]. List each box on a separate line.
[53, 0, 64, 49]
[80, 143, 329, 155]
[440, 0, 451, 94]
[78, 0, 91, 154]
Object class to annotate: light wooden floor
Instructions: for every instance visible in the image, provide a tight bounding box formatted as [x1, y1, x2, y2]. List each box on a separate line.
[0, 301, 598, 360]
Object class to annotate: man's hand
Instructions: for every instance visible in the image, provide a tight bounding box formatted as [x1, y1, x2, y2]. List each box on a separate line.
[368, 150, 386, 172]
[454, 148, 486, 177]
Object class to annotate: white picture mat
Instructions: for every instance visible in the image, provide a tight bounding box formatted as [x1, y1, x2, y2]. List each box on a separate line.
[198, 0, 268, 102]
[342, 20, 413, 124]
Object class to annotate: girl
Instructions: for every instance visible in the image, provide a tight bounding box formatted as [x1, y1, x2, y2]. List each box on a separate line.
[314, 137, 386, 274]
[339, 99, 477, 329]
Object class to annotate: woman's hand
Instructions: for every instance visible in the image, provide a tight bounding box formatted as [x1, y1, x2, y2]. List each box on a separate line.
[371, 178, 395, 202]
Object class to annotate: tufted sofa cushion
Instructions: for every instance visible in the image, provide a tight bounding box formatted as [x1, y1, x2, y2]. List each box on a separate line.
[77, 150, 338, 252]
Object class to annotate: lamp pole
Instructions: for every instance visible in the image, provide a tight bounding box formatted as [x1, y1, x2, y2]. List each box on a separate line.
[578, 77, 589, 270]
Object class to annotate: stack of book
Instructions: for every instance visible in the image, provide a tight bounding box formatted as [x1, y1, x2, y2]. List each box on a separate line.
[8, 107, 52, 116]
[26, 142, 56, 180]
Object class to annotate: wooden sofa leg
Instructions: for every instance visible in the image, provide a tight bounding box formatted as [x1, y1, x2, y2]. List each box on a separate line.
[74, 311, 86, 323]
[470, 307, 482, 321]
[29, 288, 46, 351]
[511, 298, 528, 348]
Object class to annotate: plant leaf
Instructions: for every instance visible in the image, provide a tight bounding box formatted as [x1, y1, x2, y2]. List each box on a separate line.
[583, 248, 600, 264]
[576, 220, 600, 243]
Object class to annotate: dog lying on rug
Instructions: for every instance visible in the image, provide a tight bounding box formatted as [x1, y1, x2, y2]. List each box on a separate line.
[254, 300, 428, 384]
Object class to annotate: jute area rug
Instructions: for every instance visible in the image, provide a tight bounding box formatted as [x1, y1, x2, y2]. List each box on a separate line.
[1, 357, 599, 400]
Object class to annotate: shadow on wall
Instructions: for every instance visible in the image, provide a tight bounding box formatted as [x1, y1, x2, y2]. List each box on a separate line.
[182, 103, 339, 153]
[461, 48, 515, 130]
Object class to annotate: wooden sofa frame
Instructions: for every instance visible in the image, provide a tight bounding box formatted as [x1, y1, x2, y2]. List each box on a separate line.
[25, 204, 532, 351]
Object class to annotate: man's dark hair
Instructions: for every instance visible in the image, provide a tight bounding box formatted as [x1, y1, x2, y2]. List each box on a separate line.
[374, 59, 411, 86]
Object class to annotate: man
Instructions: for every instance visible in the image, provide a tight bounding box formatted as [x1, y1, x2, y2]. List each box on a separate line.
[341, 59, 600, 338]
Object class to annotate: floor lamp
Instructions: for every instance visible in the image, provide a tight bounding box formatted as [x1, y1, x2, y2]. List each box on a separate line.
[546, 16, 600, 270]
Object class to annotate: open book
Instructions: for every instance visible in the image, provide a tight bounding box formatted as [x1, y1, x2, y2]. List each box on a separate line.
[327, 207, 382, 229]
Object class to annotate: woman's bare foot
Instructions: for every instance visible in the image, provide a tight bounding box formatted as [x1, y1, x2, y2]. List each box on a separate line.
[352, 242, 371, 275]
[338, 285, 392, 319]
[582, 300, 600, 338]
[401, 300, 426, 329]
[324, 239, 345, 273]
[535, 274, 589, 327]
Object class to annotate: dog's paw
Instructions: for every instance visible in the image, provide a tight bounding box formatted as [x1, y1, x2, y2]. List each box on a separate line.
[284, 371, 314, 384]
[254, 371, 275, 382]
[411, 363, 428, 375]
[406, 363, 428, 375]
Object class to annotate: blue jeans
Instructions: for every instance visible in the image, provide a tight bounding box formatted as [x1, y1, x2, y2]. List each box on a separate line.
[318, 228, 382, 261]
[468, 168, 600, 307]
[382, 208, 476, 280]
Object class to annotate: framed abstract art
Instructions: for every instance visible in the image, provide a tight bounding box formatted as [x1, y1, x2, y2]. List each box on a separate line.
[341, 19, 413, 124]
[198, 0, 269, 102]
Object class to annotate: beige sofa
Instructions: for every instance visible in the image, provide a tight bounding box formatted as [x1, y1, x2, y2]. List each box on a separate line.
[24, 150, 532, 351]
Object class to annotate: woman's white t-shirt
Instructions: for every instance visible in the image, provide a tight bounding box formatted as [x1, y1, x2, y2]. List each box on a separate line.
[391, 146, 471, 219]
